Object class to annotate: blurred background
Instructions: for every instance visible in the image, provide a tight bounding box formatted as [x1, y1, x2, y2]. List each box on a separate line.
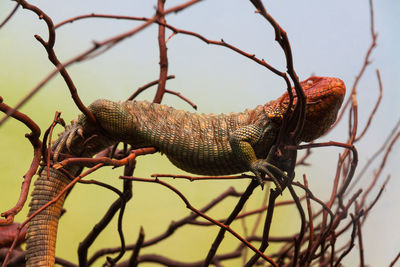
[0, 0, 399, 266]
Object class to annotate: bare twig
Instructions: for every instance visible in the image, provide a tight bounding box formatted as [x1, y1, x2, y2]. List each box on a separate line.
[128, 227, 145, 267]
[53, 147, 156, 169]
[354, 69, 383, 141]
[333, 0, 377, 129]
[87, 187, 241, 265]
[204, 180, 259, 266]
[245, 188, 280, 267]
[153, 0, 168, 103]
[120, 177, 278, 267]
[390, 251, 400, 267]
[1, 163, 103, 267]
[0, 0, 204, 126]
[152, 173, 254, 181]
[0, 3, 19, 29]
[14, 0, 97, 125]
[301, 175, 314, 266]
[54, 13, 148, 29]
[128, 75, 175, 100]
[165, 89, 198, 110]
[351, 118, 400, 190]
[0, 97, 42, 225]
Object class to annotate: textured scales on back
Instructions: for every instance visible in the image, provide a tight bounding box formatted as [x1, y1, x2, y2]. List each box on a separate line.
[124, 100, 271, 175]
[25, 76, 346, 266]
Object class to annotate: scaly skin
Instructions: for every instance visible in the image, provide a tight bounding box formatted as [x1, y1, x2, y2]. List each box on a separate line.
[26, 76, 345, 266]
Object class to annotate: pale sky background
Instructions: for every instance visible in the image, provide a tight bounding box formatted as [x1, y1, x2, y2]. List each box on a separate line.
[0, 0, 399, 266]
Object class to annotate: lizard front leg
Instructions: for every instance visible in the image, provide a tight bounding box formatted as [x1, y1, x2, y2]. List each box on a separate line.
[229, 124, 287, 191]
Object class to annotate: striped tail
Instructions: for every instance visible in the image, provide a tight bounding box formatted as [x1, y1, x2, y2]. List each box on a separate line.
[25, 167, 71, 267]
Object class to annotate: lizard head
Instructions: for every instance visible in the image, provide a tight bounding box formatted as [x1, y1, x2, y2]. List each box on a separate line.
[297, 76, 346, 142]
[265, 76, 346, 142]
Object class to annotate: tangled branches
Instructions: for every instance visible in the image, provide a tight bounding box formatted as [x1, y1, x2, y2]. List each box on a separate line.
[0, 0, 399, 266]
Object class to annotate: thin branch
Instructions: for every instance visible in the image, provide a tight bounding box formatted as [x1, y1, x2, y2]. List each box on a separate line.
[53, 147, 157, 169]
[0, 97, 42, 225]
[88, 187, 241, 265]
[390, 251, 400, 267]
[79, 179, 122, 197]
[55, 12, 288, 80]
[159, 21, 284, 77]
[15, 0, 97, 124]
[152, 173, 254, 181]
[191, 196, 303, 226]
[127, 75, 175, 100]
[245, 188, 279, 267]
[204, 180, 259, 266]
[77, 172, 131, 266]
[291, 141, 358, 200]
[333, 0, 377, 128]
[54, 13, 148, 29]
[334, 212, 363, 267]
[128, 227, 145, 267]
[0, 3, 19, 29]
[1, 163, 103, 267]
[354, 69, 383, 141]
[153, 0, 168, 103]
[165, 89, 197, 110]
[356, 206, 365, 267]
[287, 184, 305, 267]
[109, 164, 135, 266]
[120, 177, 278, 267]
[301, 175, 314, 266]
[350, 117, 400, 191]
[0, 0, 204, 126]
[249, 0, 305, 145]
[362, 176, 389, 218]
[296, 147, 311, 166]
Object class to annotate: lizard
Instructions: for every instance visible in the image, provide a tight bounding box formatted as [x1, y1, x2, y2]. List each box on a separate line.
[24, 76, 345, 266]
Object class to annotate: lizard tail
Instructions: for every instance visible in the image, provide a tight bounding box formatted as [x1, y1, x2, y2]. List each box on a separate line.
[25, 167, 70, 267]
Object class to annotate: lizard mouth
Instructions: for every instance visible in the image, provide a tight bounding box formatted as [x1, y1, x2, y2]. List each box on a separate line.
[300, 76, 346, 142]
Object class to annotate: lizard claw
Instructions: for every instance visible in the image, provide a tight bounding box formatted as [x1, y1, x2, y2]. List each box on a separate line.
[66, 127, 79, 152]
[254, 172, 265, 190]
[52, 121, 84, 162]
[250, 159, 287, 193]
[77, 127, 84, 139]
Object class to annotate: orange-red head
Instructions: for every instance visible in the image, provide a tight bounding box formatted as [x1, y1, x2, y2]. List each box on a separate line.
[265, 76, 346, 142]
